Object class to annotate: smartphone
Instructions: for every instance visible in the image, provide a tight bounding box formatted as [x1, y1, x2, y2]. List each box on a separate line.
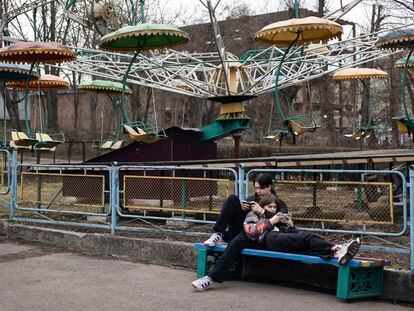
[241, 200, 253, 208]
[282, 213, 292, 219]
[278, 212, 291, 219]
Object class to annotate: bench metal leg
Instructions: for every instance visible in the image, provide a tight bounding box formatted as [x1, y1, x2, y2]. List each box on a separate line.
[337, 266, 384, 300]
[196, 248, 208, 278]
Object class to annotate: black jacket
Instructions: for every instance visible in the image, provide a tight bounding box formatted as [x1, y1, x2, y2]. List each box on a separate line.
[246, 189, 288, 220]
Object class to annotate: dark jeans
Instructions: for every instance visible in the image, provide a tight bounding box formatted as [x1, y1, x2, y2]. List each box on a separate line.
[213, 194, 248, 243]
[265, 231, 334, 258]
[208, 231, 265, 282]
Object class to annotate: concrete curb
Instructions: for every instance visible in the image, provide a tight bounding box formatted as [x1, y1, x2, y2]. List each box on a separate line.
[0, 221, 413, 303]
[0, 221, 198, 269]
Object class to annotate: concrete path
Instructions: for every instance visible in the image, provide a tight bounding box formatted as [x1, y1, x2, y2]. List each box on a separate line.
[0, 236, 411, 311]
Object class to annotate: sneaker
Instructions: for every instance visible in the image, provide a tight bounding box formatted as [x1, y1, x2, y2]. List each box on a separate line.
[203, 232, 222, 247]
[192, 276, 213, 292]
[335, 238, 361, 265]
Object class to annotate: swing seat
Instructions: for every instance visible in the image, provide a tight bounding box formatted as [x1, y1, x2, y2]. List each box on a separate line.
[10, 130, 38, 147]
[34, 132, 64, 149]
[123, 124, 162, 144]
[286, 115, 318, 136]
[392, 116, 412, 134]
[34, 145, 57, 152]
[344, 126, 374, 140]
[110, 140, 123, 149]
[344, 129, 363, 140]
[9, 140, 33, 150]
[264, 129, 289, 142]
[100, 140, 114, 150]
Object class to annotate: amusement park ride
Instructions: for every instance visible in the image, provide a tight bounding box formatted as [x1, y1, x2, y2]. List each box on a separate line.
[0, 0, 413, 156]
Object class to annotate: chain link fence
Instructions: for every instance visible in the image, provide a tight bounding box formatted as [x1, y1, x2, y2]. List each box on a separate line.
[119, 166, 237, 222]
[15, 165, 110, 217]
[272, 180, 393, 224]
[246, 169, 406, 235]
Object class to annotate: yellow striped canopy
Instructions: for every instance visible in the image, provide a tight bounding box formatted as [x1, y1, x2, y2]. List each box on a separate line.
[0, 41, 76, 64]
[7, 74, 70, 90]
[333, 68, 388, 80]
[254, 16, 342, 47]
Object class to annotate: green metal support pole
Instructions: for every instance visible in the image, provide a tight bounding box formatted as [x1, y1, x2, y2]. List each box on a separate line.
[274, 33, 300, 123]
[35, 172, 41, 209]
[140, 0, 145, 23]
[181, 177, 187, 219]
[361, 79, 373, 128]
[401, 48, 414, 124]
[121, 51, 139, 124]
[24, 63, 36, 137]
[294, 0, 300, 18]
[2, 83, 6, 147]
[106, 94, 121, 141]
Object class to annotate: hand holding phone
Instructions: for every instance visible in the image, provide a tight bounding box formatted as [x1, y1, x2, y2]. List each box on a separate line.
[241, 200, 253, 211]
[276, 212, 291, 221]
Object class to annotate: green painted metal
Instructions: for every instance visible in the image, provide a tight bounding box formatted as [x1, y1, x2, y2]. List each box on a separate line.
[23, 63, 36, 137]
[395, 55, 414, 68]
[401, 48, 414, 126]
[140, 0, 145, 23]
[337, 266, 384, 300]
[200, 119, 250, 142]
[181, 178, 187, 219]
[65, 0, 77, 10]
[361, 79, 374, 128]
[121, 51, 139, 124]
[196, 248, 208, 278]
[2, 85, 6, 147]
[294, 0, 300, 18]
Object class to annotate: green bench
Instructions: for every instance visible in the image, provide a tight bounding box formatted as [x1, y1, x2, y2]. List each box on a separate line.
[195, 243, 390, 301]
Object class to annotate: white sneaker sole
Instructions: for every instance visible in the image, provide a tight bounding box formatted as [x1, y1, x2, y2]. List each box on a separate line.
[192, 282, 209, 292]
[338, 240, 360, 265]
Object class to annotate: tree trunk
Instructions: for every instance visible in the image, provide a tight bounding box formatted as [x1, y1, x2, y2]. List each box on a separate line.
[0, 85, 20, 130]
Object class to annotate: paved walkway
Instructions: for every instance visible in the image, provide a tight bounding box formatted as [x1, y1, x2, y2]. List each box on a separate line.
[0, 236, 411, 311]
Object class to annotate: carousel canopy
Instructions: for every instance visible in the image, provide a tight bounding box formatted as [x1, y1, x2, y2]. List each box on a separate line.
[254, 16, 342, 47]
[333, 68, 388, 80]
[7, 74, 70, 90]
[0, 41, 76, 64]
[79, 80, 132, 94]
[99, 24, 189, 52]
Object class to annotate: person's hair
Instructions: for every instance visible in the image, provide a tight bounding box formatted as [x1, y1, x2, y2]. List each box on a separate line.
[255, 173, 273, 189]
[259, 194, 283, 208]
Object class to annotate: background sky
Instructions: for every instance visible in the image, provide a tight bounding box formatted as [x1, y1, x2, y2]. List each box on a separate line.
[149, 0, 376, 41]
[155, 0, 372, 26]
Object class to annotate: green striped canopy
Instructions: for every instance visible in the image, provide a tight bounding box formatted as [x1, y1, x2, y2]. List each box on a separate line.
[395, 55, 414, 68]
[99, 24, 189, 52]
[79, 80, 132, 94]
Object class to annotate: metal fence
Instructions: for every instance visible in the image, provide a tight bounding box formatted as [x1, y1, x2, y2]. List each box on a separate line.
[3, 150, 413, 274]
[0, 149, 11, 195]
[245, 169, 407, 236]
[116, 165, 238, 229]
[10, 160, 112, 230]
